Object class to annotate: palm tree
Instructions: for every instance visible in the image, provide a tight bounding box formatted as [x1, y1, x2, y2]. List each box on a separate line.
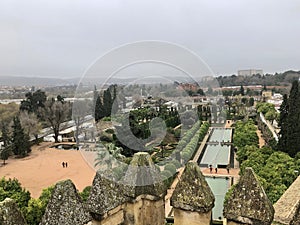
[94, 143, 125, 170]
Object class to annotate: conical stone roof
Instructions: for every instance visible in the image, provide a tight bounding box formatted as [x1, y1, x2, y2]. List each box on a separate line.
[122, 152, 166, 199]
[223, 167, 274, 225]
[290, 201, 300, 225]
[40, 179, 91, 225]
[86, 171, 128, 220]
[0, 198, 26, 225]
[170, 161, 215, 212]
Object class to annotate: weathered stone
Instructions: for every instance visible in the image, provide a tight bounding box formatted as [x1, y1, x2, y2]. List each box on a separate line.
[290, 200, 300, 225]
[40, 179, 91, 225]
[170, 161, 215, 212]
[86, 172, 128, 220]
[274, 175, 300, 225]
[223, 167, 274, 225]
[122, 152, 166, 199]
[0, 198, 26, 225]
[124, 197, 165, 225]
[173, 208, 212, 225]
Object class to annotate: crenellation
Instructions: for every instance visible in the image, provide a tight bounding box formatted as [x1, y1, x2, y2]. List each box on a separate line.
[40, 179, 92, 225]
[223, 167, 274, 225]
[0, 198, 27, 225]
[171, 161, 215, 225]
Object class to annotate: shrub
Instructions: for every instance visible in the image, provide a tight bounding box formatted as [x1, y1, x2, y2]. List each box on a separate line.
[164, 163, 177, 174]
[171, 160, 182, 169]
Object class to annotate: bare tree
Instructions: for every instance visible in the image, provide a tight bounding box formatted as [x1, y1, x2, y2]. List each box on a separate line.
[42, 100, 71, 142]
[19, 111, 42, 143]
[72, 100, 91, 146]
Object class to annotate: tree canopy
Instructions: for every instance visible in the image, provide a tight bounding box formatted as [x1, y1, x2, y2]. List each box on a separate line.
[278, 80, 300, 157]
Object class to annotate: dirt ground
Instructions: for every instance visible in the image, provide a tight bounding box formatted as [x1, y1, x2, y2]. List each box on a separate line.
[0, 142, 96, 198]
[256, 126, 266, 148]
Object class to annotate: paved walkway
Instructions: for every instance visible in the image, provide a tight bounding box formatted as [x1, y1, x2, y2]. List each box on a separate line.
[164, 167, 184, 217]
[256, 126, 266, 148]
[192, 129, 211, 163]
[259, 112, 279, 141]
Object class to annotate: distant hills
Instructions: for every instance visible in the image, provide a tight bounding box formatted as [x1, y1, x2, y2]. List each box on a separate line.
[1, 70, 299, 87]
[217, 70, 300, 87]
[0, 76, 79, 87]
[0, 75, 195, 87]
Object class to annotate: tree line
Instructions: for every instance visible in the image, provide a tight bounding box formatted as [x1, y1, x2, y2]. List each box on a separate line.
[217, 70, 300, 87]
[233, 119, 300, 203]
[0, 90, 72, 163]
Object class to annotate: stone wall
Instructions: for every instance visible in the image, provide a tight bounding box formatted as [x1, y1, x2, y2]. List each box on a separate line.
[173, 208, 211, 225]
[124, 195, 165, 225]
[90, 205, 124, 225]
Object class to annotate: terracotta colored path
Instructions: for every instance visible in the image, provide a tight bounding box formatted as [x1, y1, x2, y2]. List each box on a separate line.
[256, 127, 266, 148]
[0, 142, 96, 198]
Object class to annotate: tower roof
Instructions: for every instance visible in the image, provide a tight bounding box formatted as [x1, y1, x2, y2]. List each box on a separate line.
[223, 167, 274, 225]
[290, 201, 300, 225]
[170, 161, 215, 212]
[40, 180, 91, 225]
[122, 152, 166, 199]
[0, 198, 26, 225]
[86, 172, 128, 220]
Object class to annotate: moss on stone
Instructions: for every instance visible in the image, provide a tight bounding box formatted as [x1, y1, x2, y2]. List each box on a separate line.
[0, 198, 26, 225]
[40, 179, 91, 225]
[223, 167, 274, 225]
[290, 200, 300, 225]
[170, 161, 215, 213]
[86, 172, 128, 220]
[122, 152, 166, 199]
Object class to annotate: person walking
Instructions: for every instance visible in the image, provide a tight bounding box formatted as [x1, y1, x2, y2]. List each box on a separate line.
[226, 164, 230, 174]
[65, 162, 68, 168]
[209, 164, 213, 173]
[62, 162, 65, 168]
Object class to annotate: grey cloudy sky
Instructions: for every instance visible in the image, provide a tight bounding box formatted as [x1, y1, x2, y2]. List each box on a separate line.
[0, 0, 300, 78]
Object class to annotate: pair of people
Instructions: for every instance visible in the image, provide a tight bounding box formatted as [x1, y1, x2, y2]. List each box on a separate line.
[209, 165, 219, 173]
[62, 162, 68, 168]
[209, 164, 217, 173]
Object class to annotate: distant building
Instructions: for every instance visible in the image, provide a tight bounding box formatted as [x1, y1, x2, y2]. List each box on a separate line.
[262, 91, 272, 99]
[238, 69, 263, 76]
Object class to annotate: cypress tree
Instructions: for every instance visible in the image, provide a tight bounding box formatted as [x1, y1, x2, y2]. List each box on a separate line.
[11, 117, 31, 157]
[278, 94, 288, 151]
[103, 89, 112, 117]
[278, 80, 300, 157]
[95, 95, 104, 122]
[287, 80, 300, 157]
[240, 85, 245, 96]
[0, 125, 11, 164]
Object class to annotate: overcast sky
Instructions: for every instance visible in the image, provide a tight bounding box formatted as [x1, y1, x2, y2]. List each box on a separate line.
[0, 0, 300, 78]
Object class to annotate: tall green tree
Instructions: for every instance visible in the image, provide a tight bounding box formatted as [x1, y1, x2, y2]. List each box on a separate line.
[278, 94, 288, 151]
[0, 125, 10, 164]
[94, 85, 117, 121]
[240, 85, 245, 96]
[95, 95, 104, 122]
[278, 81, 300, 157]
[1, 123, 10, 147]
[11, 117, 31, 157]
[20, 90, 47, 118]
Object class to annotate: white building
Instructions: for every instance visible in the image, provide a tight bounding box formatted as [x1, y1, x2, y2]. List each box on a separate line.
[238, 69, 263, 76]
